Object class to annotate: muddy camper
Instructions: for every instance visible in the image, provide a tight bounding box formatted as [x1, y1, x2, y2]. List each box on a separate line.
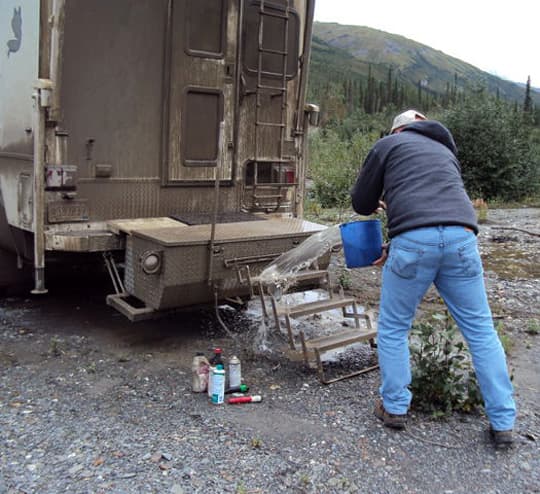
[0, 0, 327, 319]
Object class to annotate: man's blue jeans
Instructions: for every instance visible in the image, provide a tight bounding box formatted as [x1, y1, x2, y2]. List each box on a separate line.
[377, 225, 516, 431]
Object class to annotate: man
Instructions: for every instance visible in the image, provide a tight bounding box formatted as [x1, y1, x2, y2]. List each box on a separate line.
[351, 110, 516, 448]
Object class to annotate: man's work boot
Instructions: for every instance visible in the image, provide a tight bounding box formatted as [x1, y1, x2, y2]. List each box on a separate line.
[489, 427, 514, 449]
[374, 399, 407, 430]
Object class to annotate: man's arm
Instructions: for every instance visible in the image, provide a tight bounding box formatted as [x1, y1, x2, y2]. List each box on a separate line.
[350, 147, 385, 215]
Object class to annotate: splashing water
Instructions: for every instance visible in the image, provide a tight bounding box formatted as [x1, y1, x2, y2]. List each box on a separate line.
[253, 317, 272, 354]
[259, 225, 342, 293]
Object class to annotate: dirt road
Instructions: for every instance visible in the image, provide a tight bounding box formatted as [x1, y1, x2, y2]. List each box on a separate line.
[0, 209, 539, 493]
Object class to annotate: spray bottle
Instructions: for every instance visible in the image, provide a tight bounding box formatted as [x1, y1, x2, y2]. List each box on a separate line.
[210, 364, 226, 404]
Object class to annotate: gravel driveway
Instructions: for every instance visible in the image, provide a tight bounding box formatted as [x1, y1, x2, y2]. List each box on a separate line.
[1, 209, 539, 494]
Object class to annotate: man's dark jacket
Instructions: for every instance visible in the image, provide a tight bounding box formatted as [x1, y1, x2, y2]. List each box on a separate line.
[351, 120, 478, 238]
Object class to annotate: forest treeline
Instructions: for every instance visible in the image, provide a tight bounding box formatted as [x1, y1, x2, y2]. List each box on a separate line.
[307, 62, 540, 207]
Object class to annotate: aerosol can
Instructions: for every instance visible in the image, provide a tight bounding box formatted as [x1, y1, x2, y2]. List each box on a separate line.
[207, 348, 225, 398]
[228, 355, 242, 389]
[210, 364, 226, 404]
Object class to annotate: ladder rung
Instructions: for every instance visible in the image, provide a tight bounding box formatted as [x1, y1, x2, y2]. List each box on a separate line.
[257, 159, 293, 164]
[259, 47, 287, 56]
[257, 70, 288, 78]
[256, 122, 286, 128]
[259, 10, 289, 20]
[253, 194, 283, 200]
[257, 83, 286, 91]
[250, 182, 296, 188]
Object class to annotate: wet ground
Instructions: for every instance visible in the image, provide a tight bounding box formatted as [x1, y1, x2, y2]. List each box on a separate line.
[0, 208, 539, 493]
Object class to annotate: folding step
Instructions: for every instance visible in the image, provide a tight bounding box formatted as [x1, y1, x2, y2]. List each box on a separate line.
[274, 295, 356, 318]
[257, 264, 378, 383]
[106, 293, 155, 322]
[287, 269, 328, 283]
[301, 326, 377, 358]
[270, 292, 361, 351]
[300, 317, 378, 385]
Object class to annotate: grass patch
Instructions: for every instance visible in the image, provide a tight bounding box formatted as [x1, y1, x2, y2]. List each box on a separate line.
[525, 319, 540, 336]
[496, 321, 514, 355]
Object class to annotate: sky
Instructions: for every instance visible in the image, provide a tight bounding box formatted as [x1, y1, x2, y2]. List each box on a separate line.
[313, 0, 538, 86]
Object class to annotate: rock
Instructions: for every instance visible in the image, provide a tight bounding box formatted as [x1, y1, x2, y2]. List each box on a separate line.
[118, 472, 137, 479]
[68, 464, 84, 476]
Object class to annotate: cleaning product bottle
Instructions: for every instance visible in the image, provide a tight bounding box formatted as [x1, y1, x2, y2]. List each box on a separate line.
[210, 364, 226, 404]
[225, 384, 249, 394]
[207, 348, 225, 398]
[228, 355, 241, 389]
[191, 352, 210, 393]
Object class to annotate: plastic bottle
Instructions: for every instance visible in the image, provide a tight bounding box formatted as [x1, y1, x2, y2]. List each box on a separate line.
[228, 355, 241, 388]
[209, 348, 225, 367]
[210, 364, 226, 404]
[191, 352, 210, 393]
[207, 348, 225, 398]
[225, 384, 249, 394]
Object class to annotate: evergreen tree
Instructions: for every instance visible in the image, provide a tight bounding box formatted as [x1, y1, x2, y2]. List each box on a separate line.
[523, 75, 533, 114]
[443, 92, 539, 200]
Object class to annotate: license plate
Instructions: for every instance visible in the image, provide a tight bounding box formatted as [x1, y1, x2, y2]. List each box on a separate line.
[47, 200, 89, 223]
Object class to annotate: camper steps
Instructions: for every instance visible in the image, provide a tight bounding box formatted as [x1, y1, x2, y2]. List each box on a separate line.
[106, 293, 155, 322]
[300, 316, 378, 385]
[258, 268, 378, 383]
[272, 295, 357, 319]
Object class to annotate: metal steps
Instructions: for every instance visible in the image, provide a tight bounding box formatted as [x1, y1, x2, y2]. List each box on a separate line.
[256, 268, 378, 383]
[273, 295, 358, 318]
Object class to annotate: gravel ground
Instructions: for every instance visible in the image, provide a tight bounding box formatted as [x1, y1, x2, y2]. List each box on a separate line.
[1, 208, 539, 494]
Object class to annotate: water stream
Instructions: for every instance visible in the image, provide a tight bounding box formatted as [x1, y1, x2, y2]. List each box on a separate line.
[258, 225, 342, 292]
[250, 225, 342, 354]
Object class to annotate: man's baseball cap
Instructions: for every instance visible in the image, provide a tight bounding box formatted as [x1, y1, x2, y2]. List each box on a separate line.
[390, 109, 427, 133]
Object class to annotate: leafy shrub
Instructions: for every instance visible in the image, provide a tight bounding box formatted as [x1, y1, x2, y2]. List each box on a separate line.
[308, 128, 378, 209]
[409, 313, 482, 417]
[442, 91, 540, 201]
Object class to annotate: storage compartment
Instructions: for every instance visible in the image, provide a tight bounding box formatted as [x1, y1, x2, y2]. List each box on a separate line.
[124, 218, 325, 309]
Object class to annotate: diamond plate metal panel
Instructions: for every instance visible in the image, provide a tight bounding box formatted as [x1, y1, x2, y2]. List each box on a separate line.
[76, 181, 238, 221]
[125, 219, 325, 310]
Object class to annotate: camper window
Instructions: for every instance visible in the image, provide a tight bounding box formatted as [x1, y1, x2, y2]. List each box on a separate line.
[185, 0, 227, 58]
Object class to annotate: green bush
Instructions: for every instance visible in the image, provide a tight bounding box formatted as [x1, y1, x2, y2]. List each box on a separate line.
[308, 127, 378, 209]
[409, 313, 482, 417]
[442, 92, 540, 201]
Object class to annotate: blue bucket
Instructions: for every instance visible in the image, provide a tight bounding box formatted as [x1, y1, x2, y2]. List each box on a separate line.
[340, 220, 383, 268]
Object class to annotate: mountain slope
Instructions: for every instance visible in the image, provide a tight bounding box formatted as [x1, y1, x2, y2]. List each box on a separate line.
[312, 22, 539, 105]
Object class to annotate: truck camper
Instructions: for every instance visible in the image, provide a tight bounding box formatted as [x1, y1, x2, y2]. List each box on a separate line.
[0, 0, 324, 320]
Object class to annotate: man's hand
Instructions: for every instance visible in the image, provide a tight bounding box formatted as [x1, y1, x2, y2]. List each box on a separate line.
[372, 243, 389, 267]
[374, 200, 387, 214]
